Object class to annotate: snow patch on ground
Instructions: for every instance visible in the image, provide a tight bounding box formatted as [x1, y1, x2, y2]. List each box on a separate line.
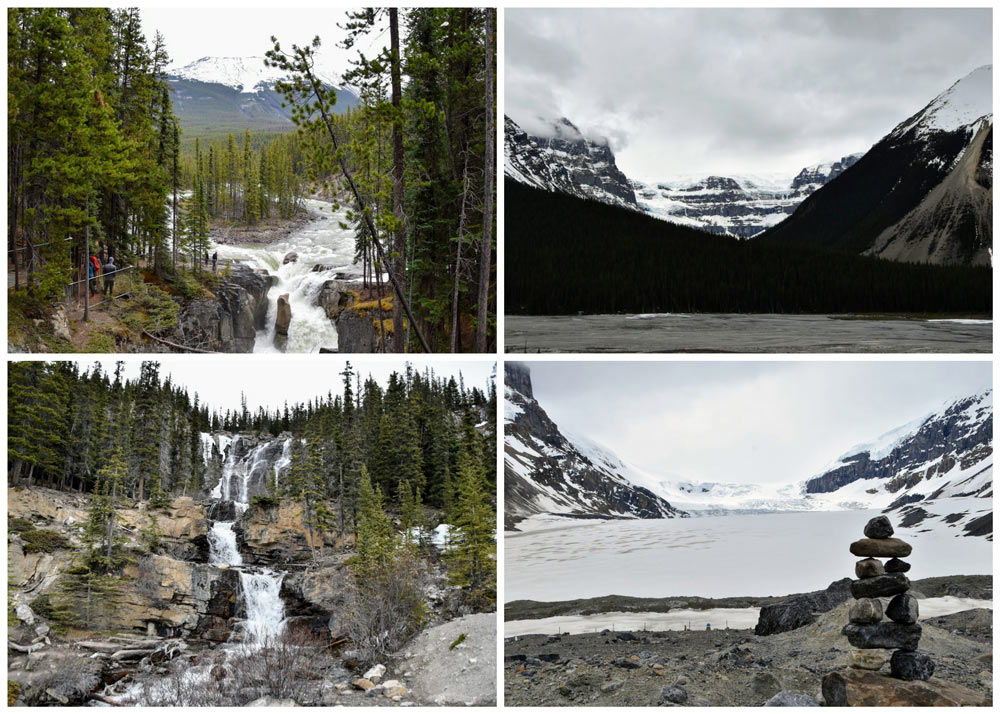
[504, 597, 993, 636]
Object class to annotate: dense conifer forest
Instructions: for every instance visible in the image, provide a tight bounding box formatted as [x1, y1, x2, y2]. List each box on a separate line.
[506, 179, 992, 315]
[8, 7, 496, 352]
[8, 360, 496, 523]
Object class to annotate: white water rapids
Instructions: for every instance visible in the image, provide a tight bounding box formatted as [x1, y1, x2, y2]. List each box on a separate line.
[210, 199, 362, 353]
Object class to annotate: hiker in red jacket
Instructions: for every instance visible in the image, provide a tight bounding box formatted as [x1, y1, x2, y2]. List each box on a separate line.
[89, 255, 101, 296]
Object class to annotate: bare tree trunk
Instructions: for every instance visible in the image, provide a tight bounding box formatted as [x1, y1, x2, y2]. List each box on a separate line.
[475, 10, 495, 353]
[390, 8, 406, 353]
[451, 154, 470, 353]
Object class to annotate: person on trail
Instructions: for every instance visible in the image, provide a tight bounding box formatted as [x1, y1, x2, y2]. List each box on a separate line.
[102, 256, 116, 297]
[204, 251, 209, 265]
[212, 251, 218, 273]
[88, 255, 100, 296]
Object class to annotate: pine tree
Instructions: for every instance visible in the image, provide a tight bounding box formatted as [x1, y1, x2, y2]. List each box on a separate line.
[445, 448, 496, 609]
[351, 466, 395, 579]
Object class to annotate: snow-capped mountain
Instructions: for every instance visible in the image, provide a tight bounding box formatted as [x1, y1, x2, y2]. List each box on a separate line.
[165, 56, 358, 133]
[632, 154, 861, 239]
[504, 115, 638, 210]
[506, 375, 992, 539]
[169, 56, 341, 94]
[505, 113, 863, 238]
[504, 362, 685, 528]
[766, 65, 992, 266]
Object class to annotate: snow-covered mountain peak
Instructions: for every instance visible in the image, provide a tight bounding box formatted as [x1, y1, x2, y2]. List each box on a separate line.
[168, 55, 342, 94]
[892, 65, 992, 139]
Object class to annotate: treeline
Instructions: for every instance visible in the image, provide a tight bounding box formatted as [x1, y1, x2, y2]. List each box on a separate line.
[182, 130, 306, 238]
[8, 8, 181, 301]
[8, 360, 496, 519]
[506, 179, 993, 315]
[268, 6, 496, 352]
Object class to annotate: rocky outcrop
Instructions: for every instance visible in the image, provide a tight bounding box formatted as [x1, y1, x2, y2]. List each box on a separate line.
[118, 554, 241, 638]
[504, 115, 637, 209]
[239, 501, 323, 565]
[177, 264, 274, 352]
[274, 293, 291, 350]
[334, 295, 395, 353]
[754, 578, 852, 635]
[317, 280, 350, 321]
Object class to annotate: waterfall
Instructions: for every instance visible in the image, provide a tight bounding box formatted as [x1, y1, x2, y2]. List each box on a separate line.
[209, 198, 364, 353]
[205, 433, 288, 647]
[207, 521, 242, 566]
[273, 438, 293, 490]
[238, 570, 286, 645]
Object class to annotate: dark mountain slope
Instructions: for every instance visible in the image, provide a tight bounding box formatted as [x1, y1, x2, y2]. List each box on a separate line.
[505, 178, 992, 315]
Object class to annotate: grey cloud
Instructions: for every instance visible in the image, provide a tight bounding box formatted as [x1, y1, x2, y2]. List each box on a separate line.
[506, 8, 992, 180]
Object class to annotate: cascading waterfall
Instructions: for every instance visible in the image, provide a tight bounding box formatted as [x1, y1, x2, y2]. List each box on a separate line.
[210, 199, 364, 353]
[273, 438, 293, 490]
[204, 434, 289, 647]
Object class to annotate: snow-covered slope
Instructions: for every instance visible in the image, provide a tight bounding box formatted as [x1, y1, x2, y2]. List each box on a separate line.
[504, 363, 685, 526]
[768, 65, 992, 266]
[507, 383, 993, 540]
[632, 154, 862, 239]
[890, 65, 992, 140]
[169, 56, 341, 94]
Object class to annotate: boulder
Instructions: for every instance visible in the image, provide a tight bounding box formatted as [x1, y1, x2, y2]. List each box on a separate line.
[751, 672, 783, 701]
[364, 663, 386, 684]
[763, 692, 819, 707]
[890, 650, 935, 681]
[849, 538, 912, 558]
[754, 578, 852, 635]
[660, 685, 688, 704]
[863, 516, 895, 539]
[16, 603, 36, 626]
[849, 649, 888, 670]
[352, 678, 375, 691]
[821, 669, 988, 706]
[248, 697, 300, 706]
[855, 558, 884, 579]
[283, 252, 298, 264]
[886, 592, 919, 625]
[848, 598, 883, 624]
[850, 574, 909, 599]
[885, 558, 911, 573]
[843, 622, 922, 651]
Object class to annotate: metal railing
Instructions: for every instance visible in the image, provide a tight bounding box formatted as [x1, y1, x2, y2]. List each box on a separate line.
[65, 266, 135, 314]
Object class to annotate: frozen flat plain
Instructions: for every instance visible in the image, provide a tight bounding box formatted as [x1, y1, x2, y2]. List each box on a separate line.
[505, 510, 993, 603]
[505, 314, 992, 353]
[504, 596, 993, 637]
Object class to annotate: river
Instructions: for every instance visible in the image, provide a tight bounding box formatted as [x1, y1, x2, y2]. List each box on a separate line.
[505, 314, 992, 353]
[211, 199, 360, 353]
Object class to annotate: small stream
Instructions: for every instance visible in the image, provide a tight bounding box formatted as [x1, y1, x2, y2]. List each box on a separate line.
[210, 199, 360, 354]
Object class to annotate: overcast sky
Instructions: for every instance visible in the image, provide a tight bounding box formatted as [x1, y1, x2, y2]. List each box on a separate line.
[139, 7, 386, 73]
[506, 8, 992, 181]
[523, 361, 991, 486]
[66, 358, 494, 414]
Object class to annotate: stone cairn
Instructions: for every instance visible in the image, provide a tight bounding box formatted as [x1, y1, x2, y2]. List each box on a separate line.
[844, 515, 934, 681]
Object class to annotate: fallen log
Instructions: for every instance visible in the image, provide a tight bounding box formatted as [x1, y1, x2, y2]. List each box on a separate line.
[110, 648, 156, 661]
[142, 330, 216, 353]
[8, 640, 44, 653]
[89, 693, 125, 707]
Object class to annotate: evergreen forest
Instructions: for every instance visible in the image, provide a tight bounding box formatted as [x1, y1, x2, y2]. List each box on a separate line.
[506, 179, 993, 315]
[8, 7, 496, 353]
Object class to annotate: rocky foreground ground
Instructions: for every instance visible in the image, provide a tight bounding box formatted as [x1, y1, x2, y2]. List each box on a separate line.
[504, 601, 992, 706]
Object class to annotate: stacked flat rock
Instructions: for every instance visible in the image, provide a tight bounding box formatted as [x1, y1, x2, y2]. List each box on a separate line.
[845, 516, 933, 681]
